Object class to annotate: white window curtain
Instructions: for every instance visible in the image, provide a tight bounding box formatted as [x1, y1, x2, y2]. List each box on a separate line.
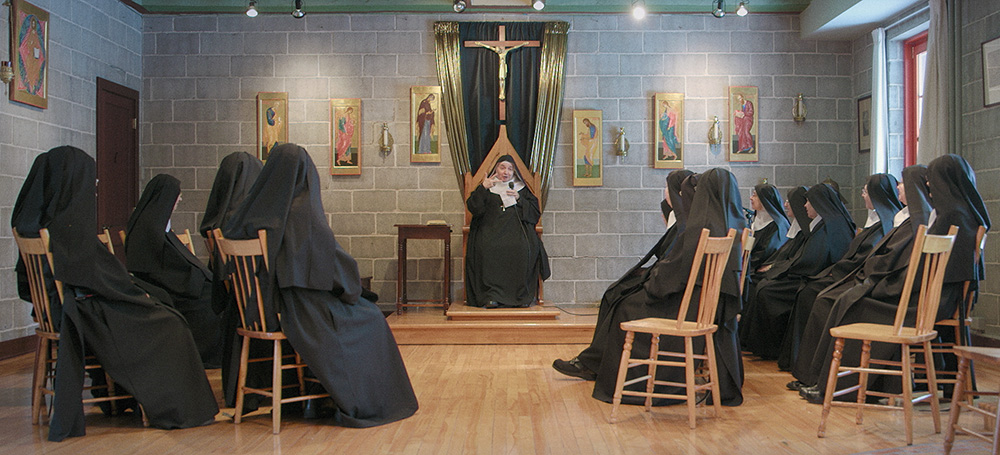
[916, 0, 950, 164]
[870, 28, 888, 174]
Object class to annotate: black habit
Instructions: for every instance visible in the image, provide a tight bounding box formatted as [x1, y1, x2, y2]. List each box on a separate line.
[589, 168, 747, 407]
[741, 183, 856, 359]
[748, 183, 790, 273]
[12, 146, 217, 442]
[464, 155, 550, 307]
[778, 173, 902, 370]
[222, 143, 418, 427]
[125, 174, 221, 367]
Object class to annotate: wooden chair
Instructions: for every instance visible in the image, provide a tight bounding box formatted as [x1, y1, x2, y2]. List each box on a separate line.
[213, 228, 329, 434]
[13, 228, 145, 426]
[118, 229, 126, 245]
[97, 228, 115, 254]
[914, 226, 987, 399]
[176, 228, 196, 255]
[944, 346, 1000, 454]
[609, 228, 738, 429]
[817, 225, 958, 445]
[738, 228, 754, 298]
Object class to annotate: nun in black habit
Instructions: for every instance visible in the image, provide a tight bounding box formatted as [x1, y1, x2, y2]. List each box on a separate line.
[589, 168, 747, 407]
[779, 173, 902, 373]
[741, 184, 856, 360]
[198, 152, 264, 407]
[747, 183, 791, 273]
[12, 146, 218, 442]
[222, 143, 418, 427]
[465, 154, 550, 308]
[125, 174, 221, 367]
[553, 169, 694, 379]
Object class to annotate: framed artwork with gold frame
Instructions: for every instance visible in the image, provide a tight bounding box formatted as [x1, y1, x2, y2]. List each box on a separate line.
[572, 110, 602, 187]
[728, 86, 759, 162]
[10, 0, 49, 109]
[331, 98, 362, 175]
[410, 86, 442, 163]
[256, 92, 287, 161]
[653, 93, 684, 169]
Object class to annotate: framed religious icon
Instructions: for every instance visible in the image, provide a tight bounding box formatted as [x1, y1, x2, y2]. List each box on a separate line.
[10, 0, 49, 108]
[410, 86, 442, 163]
[653, 93, 684, 169]
[256, 92, 287, 161]
[331, 98, 362, 175]
[728, 86, 759, 162]
[857, 95, 872, 153]
[572, 110, 602, 187]
[982, 35, 1000, 107]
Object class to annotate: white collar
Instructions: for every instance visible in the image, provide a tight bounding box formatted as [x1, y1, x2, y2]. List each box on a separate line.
[809, 214, 823, 231]
[786, 219, 801, 238]
[751, 210, 773, 232]
[666, 211, 677, 229]
[927, 208, 938, 229]
[864, 209, 880, 228]
[893, 206, 910, 228]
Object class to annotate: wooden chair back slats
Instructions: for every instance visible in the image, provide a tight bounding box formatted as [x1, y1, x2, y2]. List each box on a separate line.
[176, 228, 196, 255]
[13, 228, 62, 333]
[738, 228, 754, 297]
[891, 225, 958, 336]
[675, 228, 738, 330]
[97, 228, 115, 255]
[118, 229, 126, 245]
[213, 228, 269, 332]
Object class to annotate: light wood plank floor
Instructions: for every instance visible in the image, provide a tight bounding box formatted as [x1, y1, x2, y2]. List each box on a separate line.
[1, 345, 995, 454]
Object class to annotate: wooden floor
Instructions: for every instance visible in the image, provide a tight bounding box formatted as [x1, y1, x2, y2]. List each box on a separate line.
[1, 342, 996, 454]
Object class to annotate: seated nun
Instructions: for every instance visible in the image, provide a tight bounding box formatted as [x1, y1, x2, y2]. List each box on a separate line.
[747, 183, 790, 273]
[125, 174, 222, 368]
[464, 154, 550, 308]
[12, 146, 218, 442]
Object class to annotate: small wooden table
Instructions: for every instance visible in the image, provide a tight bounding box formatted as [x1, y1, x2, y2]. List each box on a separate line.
[395, 224, 452, 315]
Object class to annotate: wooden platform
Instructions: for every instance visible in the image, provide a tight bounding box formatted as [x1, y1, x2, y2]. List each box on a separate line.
[388, 304, 596, 345]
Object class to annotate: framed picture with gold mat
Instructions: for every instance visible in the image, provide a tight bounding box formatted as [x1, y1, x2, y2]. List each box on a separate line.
[331, 98, 361, 175]
[572, 110, 601, 187]
[10, 0, 49, 109]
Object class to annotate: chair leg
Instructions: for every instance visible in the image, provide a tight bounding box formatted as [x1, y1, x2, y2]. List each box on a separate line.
[609, 331, 635, 424]
[943, 355, 968, 454]
[704, 334, 722, 419]
[31, 337, 47, 425]
[295, 352, 307, 397]
[234, 336, 251, 424]
[106, 373, 118, 416]
[855, 340, 872, 425]
[645, 334, 659, 412]
[272, 340, 283, 435]
[684, 336, 696, 430]
[923, 340, 942, 434]
[902, 344, 914, 445]
[818, 337, 845, 438]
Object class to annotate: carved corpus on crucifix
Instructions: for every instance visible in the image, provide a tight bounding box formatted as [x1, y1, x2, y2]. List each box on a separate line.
[463, 25, 540, 121]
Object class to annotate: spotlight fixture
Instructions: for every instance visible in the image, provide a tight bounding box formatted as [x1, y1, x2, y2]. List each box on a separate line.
[291, 0, 305, 18]
[712, 0, 725, 18]
[246, 0, 258, 17]
[736, 1, 748, 16]
[631, 0, 646, 19]
[453, 0, 466, 13]
[533, 0, 545, 11]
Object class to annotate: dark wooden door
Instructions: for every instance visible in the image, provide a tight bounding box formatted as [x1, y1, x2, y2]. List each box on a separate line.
[96, 77, 139, 262]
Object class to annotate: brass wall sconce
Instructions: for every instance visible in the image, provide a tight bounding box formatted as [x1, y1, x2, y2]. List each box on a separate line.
[792, 93, 806, 123]
[0, 61, 13, 85]
[378, 122, 394, 158]
[708, 115, 723, 144]
[614, 127, 630, 161]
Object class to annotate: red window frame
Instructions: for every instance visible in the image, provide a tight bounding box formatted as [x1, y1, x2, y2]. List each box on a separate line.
[903, 31, 928, 167]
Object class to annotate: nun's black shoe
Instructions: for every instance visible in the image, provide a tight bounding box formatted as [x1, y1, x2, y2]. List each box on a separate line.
[303, 398, 335, 419]
[801, 388, 824, 404]
[552, 358, 597, 380]
[786, 380, 809, 391]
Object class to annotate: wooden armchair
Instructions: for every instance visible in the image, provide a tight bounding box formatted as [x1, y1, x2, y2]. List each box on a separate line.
[14, 228, 145, 426]
[176, 228, 196, 255]
[213, 228, 329, 434]
[817, 225, 958, 445]
[97, 228, 115, 255]
[738, 228, 754, 298]
[609, 228, 738, 428]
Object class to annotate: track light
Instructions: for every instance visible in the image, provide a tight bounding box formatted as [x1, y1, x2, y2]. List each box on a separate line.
[736, 1, 748, 16]
[291, 0, 305, 18]
[246, 0, 258, 17]
[712, 0, 725, 18]
[453, 0, 466, 13]
[533, 0, 545, 11]
[631, 0, 646, 19]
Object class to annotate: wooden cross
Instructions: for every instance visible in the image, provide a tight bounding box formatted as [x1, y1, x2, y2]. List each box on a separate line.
[463, 25, 540, 121]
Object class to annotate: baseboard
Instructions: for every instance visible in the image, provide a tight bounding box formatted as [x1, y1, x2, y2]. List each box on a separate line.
[0, 335, 36, 361]
[972, 332, 1000, 348]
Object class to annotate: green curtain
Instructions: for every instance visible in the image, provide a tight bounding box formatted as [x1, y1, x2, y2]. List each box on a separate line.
[434, 21, 568, 208]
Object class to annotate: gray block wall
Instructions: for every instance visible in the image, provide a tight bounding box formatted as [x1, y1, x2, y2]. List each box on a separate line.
[141, 12, 857, 310]
[0, 0, 143, 342]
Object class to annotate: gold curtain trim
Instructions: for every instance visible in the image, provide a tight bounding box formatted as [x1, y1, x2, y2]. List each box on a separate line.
[530, 21, 569, 210]
[434, 21, 471, 191]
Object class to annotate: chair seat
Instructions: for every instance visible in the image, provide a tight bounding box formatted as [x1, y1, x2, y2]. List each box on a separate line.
[829, 323, 938, 344]
[620, 317, 718, 337]
[236, 327, 288, 341]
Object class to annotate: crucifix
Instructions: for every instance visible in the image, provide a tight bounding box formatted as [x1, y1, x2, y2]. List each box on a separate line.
[464, 25, 540, 121]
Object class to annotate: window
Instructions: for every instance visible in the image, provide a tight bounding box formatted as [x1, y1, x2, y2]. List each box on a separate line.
[903, 31, 928, 167]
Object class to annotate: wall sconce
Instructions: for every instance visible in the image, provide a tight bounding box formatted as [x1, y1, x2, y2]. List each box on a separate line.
[453, 0, 466, 13]
[707, 115, 723, 144]
[0, 61, 13, 85]
[378, 123, 394, 158]
[736, 1, 749, 16]
[792, 93, 806, 123]
[291, 0, 305, 18]
[711, 0, 725, 18]
[614, 127, 630, 162]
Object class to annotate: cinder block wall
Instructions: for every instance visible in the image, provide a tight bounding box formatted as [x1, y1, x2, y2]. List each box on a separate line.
[141, 12, 857, 309]
[0, 0, 143, 343]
